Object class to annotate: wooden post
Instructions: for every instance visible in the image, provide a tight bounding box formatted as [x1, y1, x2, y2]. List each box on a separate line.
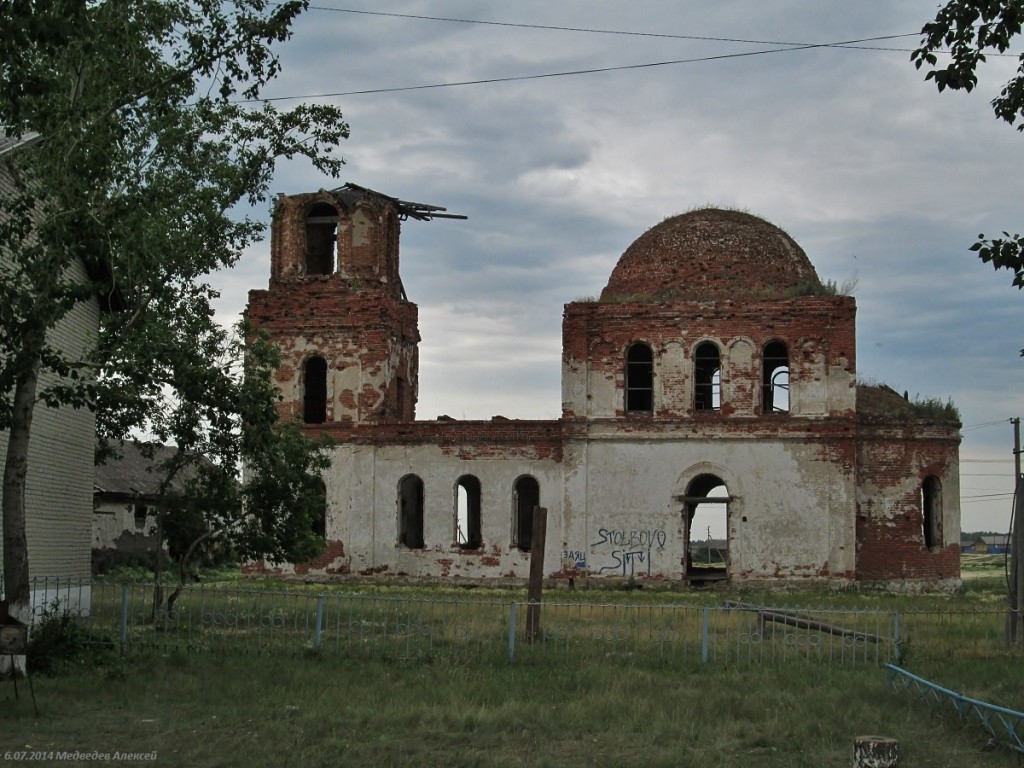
[853, 736, 899, 767]
[1008, 418, 1022, 647]
[525, 505, 547, 643]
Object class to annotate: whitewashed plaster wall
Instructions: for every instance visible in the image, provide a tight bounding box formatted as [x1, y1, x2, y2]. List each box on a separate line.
[324, 433, 858, 583]
[327, 443, 565, 580]
[575, 437, 856, 580]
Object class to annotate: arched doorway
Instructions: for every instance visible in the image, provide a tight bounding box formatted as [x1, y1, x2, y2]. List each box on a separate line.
[682, 474, 730, 582]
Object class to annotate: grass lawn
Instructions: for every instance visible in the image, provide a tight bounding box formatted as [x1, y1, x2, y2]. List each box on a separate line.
[2, 560, 1021, 767]
[1, 651, 1021, 768]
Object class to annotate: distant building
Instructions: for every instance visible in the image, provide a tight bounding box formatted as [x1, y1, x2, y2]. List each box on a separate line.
[92, 442, 204, 573]
[246, 186, 961, 587]
[970, 535, 1011, 555]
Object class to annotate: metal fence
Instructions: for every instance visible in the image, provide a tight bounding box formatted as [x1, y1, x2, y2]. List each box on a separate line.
[887, 664, 1024, 754]
[10, 577, 1021, 667]
[8, 578, 897, 666]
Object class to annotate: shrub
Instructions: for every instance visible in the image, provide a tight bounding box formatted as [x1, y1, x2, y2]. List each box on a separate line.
[27, 600, 118, 675]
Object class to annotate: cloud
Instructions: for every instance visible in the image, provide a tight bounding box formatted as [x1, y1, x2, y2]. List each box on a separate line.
[209, 1, 1024, 534]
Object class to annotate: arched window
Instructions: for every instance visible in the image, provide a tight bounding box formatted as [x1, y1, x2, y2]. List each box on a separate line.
[513, 476, 540, 552]
[921, 475, 942, 549]
[694, 342, 721, 412]
[625, 343, 654, 413]
[455, 475, 482, 549]
[305, 202, 337, 275]
[303, 356, 328, 424]
[309, 479, 327, 541]
[398, 475, 425, 549]
[762, 341, 790, 414]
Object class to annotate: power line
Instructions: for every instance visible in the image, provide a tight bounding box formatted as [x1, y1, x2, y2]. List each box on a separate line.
[963, 419, 1014, 432]
[246, 33, 922, 104]
[306, 5, 1021, 59]
[308, 6, 919, 51]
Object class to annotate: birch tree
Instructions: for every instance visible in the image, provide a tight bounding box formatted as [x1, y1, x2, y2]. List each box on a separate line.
[0, 0, 346, 633]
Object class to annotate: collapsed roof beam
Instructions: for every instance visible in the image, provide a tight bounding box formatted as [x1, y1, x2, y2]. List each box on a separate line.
[334, 182, 468, 222]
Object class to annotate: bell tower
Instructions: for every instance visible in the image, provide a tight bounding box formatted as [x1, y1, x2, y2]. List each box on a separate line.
[247, 184, 463, 425]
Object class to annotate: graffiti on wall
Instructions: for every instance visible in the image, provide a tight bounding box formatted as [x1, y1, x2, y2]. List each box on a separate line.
[561, 550, 587, 569]
[590, 527, 667, 577]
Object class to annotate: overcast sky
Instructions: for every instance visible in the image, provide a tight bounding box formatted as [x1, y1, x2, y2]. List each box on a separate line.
[212, 1, 1024, 535]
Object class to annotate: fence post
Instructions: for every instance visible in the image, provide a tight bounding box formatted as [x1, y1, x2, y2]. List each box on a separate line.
[119, 584, 129, 657]
[314, 595, 325, 652]
[508, 601, 517, 662]
[701, 606, 709, 664]
[892, 611, 901, 665]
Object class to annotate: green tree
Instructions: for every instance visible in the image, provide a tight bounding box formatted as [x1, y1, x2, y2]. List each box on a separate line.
[98, 323, 332, 615]
[912, 1, 1024, 301]
[0, 0, 346, 638]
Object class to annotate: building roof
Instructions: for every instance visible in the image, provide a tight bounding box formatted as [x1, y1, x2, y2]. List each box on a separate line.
[0, 131, 42, 158]
[856, 384, 961, 425]
[978, 534, 1011, 547]
[600, 207, 821, 301]
[1, 129, 125, 312]
[316, 183, 467, 222]
[94, 442, 207, 499]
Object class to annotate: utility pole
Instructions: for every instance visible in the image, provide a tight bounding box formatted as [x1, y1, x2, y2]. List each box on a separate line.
[525, 506, 547, 643]
[1007, 418, 1023, 647]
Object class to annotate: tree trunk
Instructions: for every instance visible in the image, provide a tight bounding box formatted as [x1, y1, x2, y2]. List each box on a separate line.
[1, 327, 45, 678]
[853, 736, 899, 767]
[167, 530, 213, 613]
[152, 513, 164, 622]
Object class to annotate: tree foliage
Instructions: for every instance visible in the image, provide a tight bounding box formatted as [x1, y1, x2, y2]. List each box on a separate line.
[912, 1, 1024, 315]
[0, 0, 346, 624]
[102, 323, 332, 611]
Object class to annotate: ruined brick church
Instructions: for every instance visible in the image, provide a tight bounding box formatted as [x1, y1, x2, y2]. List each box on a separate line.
[246, 184, 961, 586]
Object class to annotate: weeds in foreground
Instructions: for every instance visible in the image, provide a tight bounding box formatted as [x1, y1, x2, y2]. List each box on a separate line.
[26, 600, 119, 675]
[1, 653, 1019, 768]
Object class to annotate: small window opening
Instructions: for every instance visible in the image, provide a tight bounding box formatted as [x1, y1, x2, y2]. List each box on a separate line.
[513, 476, 540, 552]
[762, 341, 790, 414]
[305, 202, 338, 275]
[398, 474, 425, 549]
[303, 356, 328, 425]
[695, 342, 721, 412]
[921, 475, 942, 549]
[456, 475, 482, 549]
[133, 505, 148, 530]
[309, 479, 327, 541]
[396, 375, 409, 420]
[625, 343, 654, 413]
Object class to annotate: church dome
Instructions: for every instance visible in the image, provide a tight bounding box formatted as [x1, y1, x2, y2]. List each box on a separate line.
[600, 208, 821, 301]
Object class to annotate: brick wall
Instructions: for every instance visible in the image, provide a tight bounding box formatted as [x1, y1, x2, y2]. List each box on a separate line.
[248, 189, 419, 424]
[562, 296, 856, 420]
[855, 420, 961, 581]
